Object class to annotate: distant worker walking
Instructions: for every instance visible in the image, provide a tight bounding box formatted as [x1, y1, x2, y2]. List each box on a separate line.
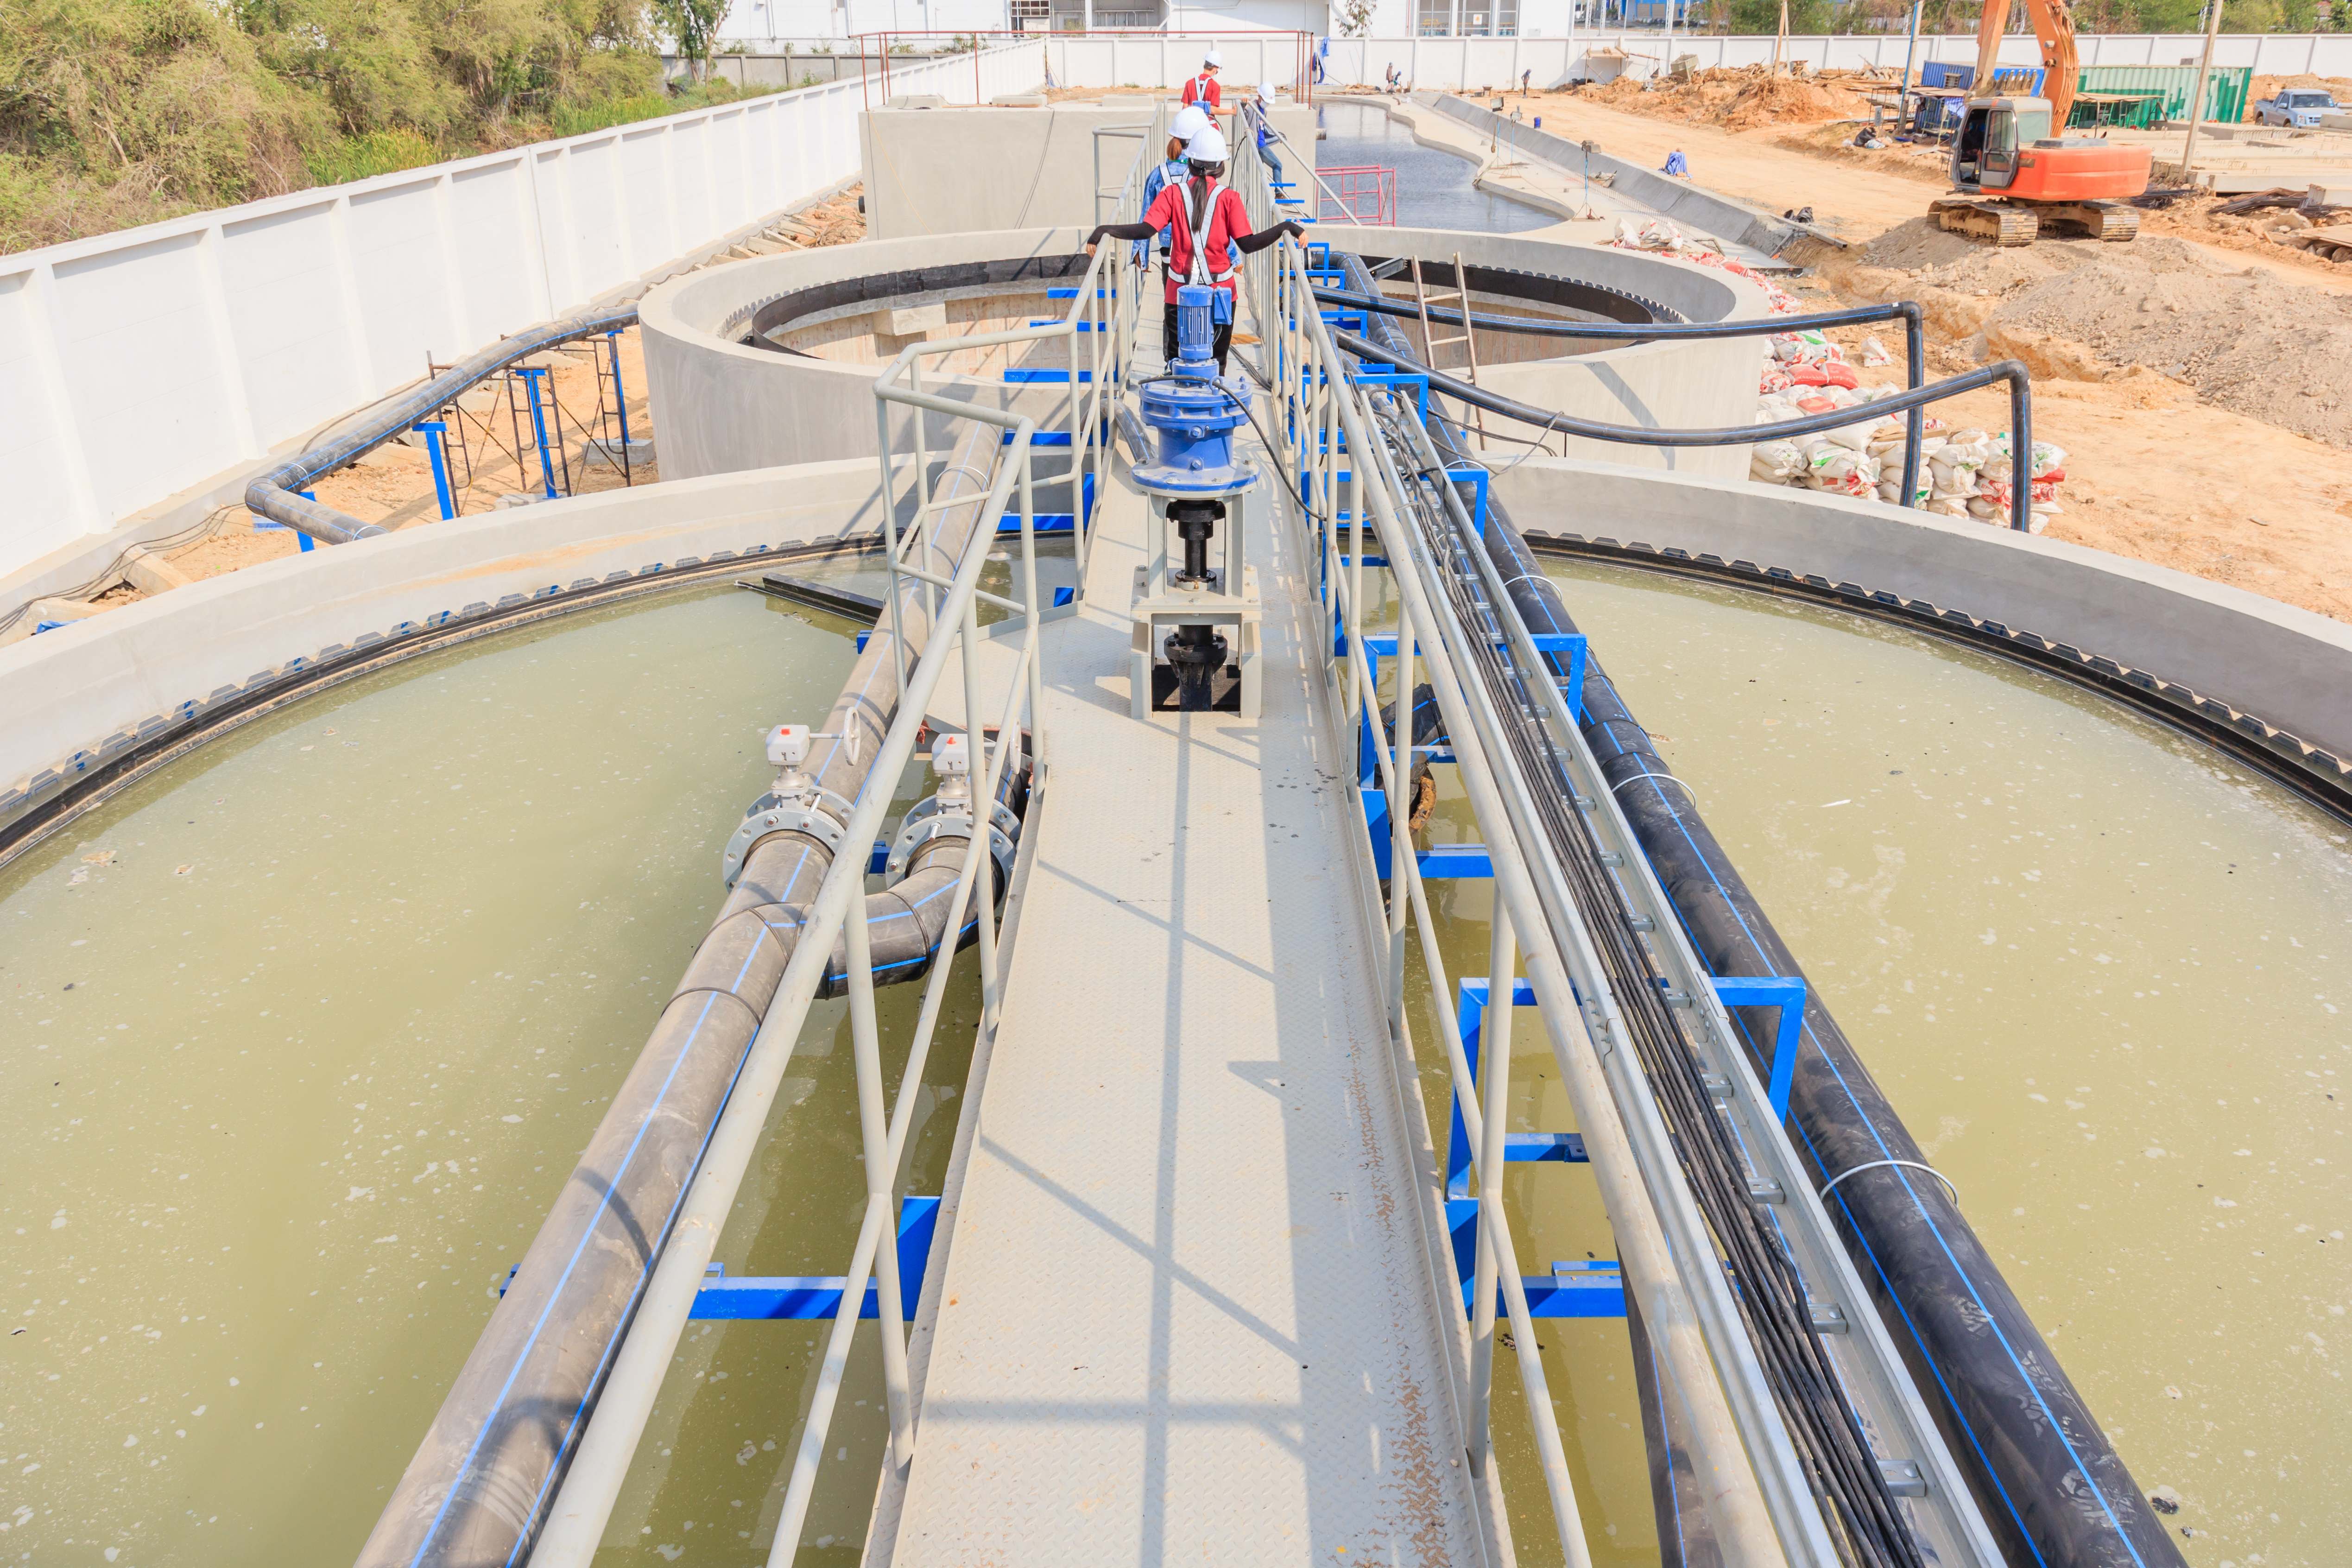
[1136, 103, 1213, 268]
[1085, 125, 1304, 377]
[1249, 82, 1283, 184]
[1182, 50, 1223, 110]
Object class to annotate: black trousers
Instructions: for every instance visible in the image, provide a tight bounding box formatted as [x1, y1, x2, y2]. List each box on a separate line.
[1163, 301, 1234, 376]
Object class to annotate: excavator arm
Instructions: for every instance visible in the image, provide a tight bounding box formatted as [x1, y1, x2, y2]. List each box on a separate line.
[1973, 0, 2080, 125]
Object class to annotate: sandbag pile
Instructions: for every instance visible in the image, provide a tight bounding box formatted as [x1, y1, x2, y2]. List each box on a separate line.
[1753, 333, 2064, 531]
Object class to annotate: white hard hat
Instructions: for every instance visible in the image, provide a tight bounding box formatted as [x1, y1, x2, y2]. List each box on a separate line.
[1170, 103, 1212, 142]
[1203, 48, 1223, 67]
[1186, 124, 1229, 164]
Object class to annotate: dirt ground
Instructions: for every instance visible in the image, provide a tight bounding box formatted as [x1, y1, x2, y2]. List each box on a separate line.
[88, 189, 869, 610]
[1491, 87, 2352, 623]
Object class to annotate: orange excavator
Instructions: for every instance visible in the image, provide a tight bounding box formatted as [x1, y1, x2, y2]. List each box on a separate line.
[1926, 0, 2151, 245]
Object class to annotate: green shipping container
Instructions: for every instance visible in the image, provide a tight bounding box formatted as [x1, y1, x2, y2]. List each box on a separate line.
[2068, 64, 2253, 130]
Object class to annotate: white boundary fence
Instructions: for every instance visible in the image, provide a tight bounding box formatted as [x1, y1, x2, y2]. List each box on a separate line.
[6, 28, 2345, 583]
[0, 41, 1041, 580]
[1313, 31, 2352, 88]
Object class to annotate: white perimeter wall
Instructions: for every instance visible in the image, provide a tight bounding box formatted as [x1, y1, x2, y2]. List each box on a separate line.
[0, 41, 1041, 582]
[7, 25, 2348, 584]
[1317, 31, 2352, 87]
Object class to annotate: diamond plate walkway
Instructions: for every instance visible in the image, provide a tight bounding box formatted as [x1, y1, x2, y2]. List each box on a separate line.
[868, 437, 1498, 1567]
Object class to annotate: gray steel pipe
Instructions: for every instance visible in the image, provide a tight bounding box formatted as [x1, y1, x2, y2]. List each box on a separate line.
[353, 421, 1004, 1568]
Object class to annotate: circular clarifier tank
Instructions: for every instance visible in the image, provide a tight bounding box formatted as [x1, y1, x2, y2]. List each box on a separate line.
[0, 566, 933, 1564]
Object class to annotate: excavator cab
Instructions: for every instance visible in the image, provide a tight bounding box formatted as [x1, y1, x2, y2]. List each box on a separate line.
[1951, 98, 2053, 192]
[1933, 95, 2145, 244]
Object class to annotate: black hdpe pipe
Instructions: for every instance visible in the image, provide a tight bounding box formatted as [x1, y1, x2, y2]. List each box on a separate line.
[1334, 253, 2181, 1568]
[354, 424, 1016, 1568]
[1333, 327, 2037, 532]
[246, 303, 639, 545]
[1315, 278, 1927, 517]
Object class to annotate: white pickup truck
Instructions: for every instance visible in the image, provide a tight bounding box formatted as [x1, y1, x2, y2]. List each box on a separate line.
[2254, 89, 2342, 129]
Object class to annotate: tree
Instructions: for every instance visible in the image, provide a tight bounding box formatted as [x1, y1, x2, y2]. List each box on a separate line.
[1337, 0, 1377, 37]
[651, 0, 730, 84]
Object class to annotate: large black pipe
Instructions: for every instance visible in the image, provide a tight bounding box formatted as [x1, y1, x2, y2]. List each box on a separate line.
[1332, 328, 2037, 532]
[1336, 252, 2182, 1568]
[354, 425, 1017, 1568]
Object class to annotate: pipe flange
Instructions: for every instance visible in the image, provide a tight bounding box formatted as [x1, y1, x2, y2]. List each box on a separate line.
[884, 813, 1017, 890]
[898, 793, 1020, 846]
[721, 793, 848, 887]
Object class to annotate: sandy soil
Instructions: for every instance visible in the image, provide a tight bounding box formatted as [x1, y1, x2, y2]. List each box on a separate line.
[1483, 89, 2352, 623]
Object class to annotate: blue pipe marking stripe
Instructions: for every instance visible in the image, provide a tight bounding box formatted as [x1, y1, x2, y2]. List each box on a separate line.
[1590, 665, 2147, 1566]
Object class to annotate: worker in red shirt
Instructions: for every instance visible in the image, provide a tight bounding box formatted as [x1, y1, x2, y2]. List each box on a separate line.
[1085, 125, 1303, 376]
[1180, 50, 1222, 110]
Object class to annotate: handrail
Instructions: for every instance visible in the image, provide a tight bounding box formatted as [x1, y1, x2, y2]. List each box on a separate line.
[1263, 225, 1807, 1563]
[528, 107, 1159, 1568]
[1334, 327, 2037, 531]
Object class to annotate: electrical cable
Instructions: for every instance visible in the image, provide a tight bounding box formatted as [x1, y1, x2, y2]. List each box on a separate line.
[1362, 383, 1929, 1568]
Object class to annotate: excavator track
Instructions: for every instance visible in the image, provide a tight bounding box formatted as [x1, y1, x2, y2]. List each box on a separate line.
[2037, 199, 2141, 241]
[1931, 198, 2039, 247]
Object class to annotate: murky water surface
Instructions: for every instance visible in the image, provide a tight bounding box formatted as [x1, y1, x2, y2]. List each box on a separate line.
[11, 542, 2346, 1568]
[1408, 559, 2351, 1566]
[1315, 101, 1559, 234]
[0, 567, 966, 1567]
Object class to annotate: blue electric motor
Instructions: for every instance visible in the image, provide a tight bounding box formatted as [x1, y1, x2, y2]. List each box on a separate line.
[1133, 285, 1256, 497]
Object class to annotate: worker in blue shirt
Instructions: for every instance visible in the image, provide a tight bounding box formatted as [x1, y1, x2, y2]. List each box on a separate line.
[1137, 103, 1212, 269]
[1249, 83, 1283, 185]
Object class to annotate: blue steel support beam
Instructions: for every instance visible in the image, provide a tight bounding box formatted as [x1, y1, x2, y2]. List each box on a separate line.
[1707, 974, 1808, 1122]
[690, 1197, 940, 1321]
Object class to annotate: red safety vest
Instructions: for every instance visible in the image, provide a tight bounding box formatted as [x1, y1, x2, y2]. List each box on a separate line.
[1145, 178, 1250, 304]
[1181, 74, 1221, 109]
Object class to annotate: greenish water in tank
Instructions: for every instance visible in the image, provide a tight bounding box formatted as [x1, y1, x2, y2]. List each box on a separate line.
[0, 564, 980, 1567]
[1404, 557, 2351, 1568]
[9, 542, 2346, 1568]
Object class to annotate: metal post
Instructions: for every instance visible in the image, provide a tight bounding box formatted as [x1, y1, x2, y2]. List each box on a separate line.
[2008, 370, 2033, 532]
[961, 601, 1003, 1034]
[1018, 441, 1045, 730]
[1468, 900, 1514, 1476]
[1902, 304, 1924, 508]
[414, 421, 458, 520]
[843, 884, 915, 1472]
[2180, 0, 2224, 190]
[605, 330, 634, 486]
[1385, 568, 1413, 1036]
[1897, 0, 1922, 122]
[874, 399, 912, 698]
[515, 366, 560, 499]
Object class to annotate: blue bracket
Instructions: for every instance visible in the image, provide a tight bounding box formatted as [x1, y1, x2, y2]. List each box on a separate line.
[1000, 429, 1076, 447]
[1416, 844, 1493, 879]
[1001, 368, 1102, 385]
[1708, 974, 1808, 1122]
[690, 1196, 940, 1320]
[1348, 367, 1429, 422]
[413, 421, 457, 521]
[996, 473, 1094, 536]
[511, 365, 561, 500]
[1441, 977, 1624, 1319]
[1043, 288, 1111, 300]
[867, 840, 890, 874]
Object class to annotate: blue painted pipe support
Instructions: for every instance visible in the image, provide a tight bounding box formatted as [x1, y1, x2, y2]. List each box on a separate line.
[690, 1197, 940, 1320]
[512, 366, 560, 499]
[414, 422, 458, 521]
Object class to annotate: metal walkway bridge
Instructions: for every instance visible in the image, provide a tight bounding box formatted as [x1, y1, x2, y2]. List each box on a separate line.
[502, 134, 2014, 1568]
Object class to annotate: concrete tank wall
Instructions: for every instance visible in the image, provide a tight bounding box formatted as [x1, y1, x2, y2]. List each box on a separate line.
[1338, 225, 1773, 479]
[639, 227, 1095, 481]
[1497, 458, 2352, 788]
[0, 462, 894, 826]
[859, 102, 1318, 241]
[642, 221, 1774, 482]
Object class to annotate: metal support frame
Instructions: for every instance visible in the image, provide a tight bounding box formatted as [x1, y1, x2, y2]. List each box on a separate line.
[509, 365, 563, 501]
[413, 421, 458, 521]
[1261, 213, 2011, 1567]
[524, 113, 1159, 1568]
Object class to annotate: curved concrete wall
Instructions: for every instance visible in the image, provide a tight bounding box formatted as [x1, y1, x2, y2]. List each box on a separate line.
[641, 228, 1094, 485]
[0, 463, 893, 828]
[1342, 225, 1773, 479]
[640, 222, 1775, 481]
[1498, 459, 2352, 790]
